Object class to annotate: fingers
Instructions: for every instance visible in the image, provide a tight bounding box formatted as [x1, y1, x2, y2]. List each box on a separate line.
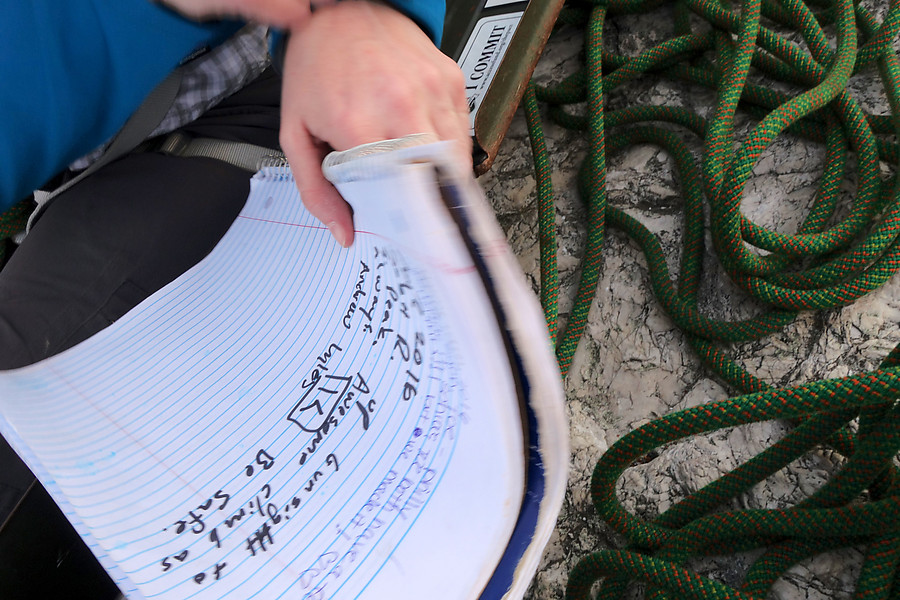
[295, 41, 470, 172]
[278, 0, 475, 247]
[431, 63, 475, 174]
[280, 125, 355, 248]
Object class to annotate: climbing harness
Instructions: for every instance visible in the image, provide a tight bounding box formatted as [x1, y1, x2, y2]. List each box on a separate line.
[524, 0, 900, 596]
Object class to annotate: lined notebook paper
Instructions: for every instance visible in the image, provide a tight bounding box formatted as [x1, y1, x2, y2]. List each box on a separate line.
[0, 140, 567, 600]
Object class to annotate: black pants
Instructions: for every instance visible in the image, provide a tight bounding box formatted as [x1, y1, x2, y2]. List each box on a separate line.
[0, 69, 281, 370]
[0, 70, 282, 595]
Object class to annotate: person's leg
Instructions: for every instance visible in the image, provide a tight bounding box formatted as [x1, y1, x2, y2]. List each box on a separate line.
[0, 69, 281, 371]
[0, 152, 254, 369]
[0, 69, 280, 543]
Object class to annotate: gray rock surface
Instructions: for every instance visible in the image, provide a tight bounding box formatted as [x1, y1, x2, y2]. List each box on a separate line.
[478, 11, 900, 600]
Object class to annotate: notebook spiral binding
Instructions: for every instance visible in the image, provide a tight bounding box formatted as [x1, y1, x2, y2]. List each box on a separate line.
[258, 155, 293, 181]
[257, 135, 444, 184]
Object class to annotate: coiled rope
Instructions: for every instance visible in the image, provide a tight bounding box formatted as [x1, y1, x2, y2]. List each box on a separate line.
[525, 0, 900, 596]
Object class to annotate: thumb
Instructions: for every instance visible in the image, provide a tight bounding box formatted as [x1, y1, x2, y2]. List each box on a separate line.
[281, 125, 355, 247]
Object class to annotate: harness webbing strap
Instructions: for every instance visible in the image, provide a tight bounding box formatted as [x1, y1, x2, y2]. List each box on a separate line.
[147, 130, 285, 172]
[27, 68, 186, 231]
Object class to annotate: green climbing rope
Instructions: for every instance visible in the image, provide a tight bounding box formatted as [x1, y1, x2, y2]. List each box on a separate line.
[523, 0, 900, 596]
[525, 81, 561, 338]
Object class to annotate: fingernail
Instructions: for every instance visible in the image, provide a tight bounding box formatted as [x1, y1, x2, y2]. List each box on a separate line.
[327, 221, 348, 247]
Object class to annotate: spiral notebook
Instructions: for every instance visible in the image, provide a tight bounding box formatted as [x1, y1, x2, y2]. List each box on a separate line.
[0, 138, 566, 599]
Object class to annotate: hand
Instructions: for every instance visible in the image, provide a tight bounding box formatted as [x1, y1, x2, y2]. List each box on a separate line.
[155, 0, 318, 29]
[278, 0, 472, 247]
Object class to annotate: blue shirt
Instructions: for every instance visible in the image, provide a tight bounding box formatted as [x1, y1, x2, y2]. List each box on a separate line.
[0, 0, 444, 210]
